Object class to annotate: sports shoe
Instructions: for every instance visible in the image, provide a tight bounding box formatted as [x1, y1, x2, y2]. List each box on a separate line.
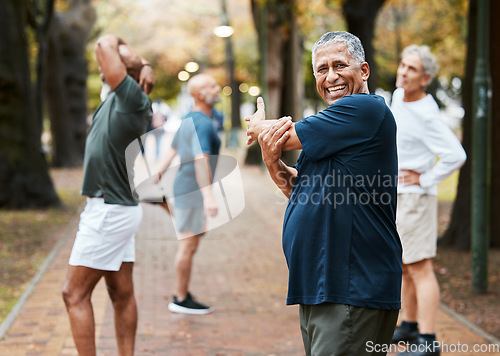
[397, 335, 441, 356]
[392, 324, 419, 344]
[168, 293, 213, 315]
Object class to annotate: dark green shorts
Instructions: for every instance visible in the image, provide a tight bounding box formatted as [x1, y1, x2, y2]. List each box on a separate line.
[299, 303, 399, 356]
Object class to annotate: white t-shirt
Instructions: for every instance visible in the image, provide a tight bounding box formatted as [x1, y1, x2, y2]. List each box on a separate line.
[391, 88, 466, 195]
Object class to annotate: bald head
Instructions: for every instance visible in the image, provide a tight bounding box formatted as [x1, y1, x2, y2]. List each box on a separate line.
[119, 44, 142, 81]
[187, 74, 213, 96]
[187, 74, 221, 107]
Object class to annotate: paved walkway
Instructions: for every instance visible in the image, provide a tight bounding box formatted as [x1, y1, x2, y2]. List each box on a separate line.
[0, 163, 499, 355]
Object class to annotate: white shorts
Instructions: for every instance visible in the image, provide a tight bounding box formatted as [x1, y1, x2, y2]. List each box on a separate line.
[69, 198, 143, 271]
[396, 193, 438, 264]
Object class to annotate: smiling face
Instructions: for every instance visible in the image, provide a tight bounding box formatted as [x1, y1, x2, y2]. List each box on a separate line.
[313, 42, 370, 106]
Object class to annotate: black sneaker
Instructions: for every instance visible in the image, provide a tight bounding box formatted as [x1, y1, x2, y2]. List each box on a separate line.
[168, 293, 213, 315]
[397, 335, 441, 356]
[392, 325, 419, 344]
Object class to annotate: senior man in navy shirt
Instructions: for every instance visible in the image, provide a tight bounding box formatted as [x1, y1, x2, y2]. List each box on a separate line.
[247, 31, 402, 355]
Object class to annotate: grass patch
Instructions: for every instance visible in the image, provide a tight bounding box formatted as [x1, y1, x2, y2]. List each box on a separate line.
[436, 171, 459, 236]
[437, 170, 459, 202]
[0, 169, 84, 323]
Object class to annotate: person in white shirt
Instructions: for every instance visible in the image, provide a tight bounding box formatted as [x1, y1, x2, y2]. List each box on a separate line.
[390, 45, 466, 356]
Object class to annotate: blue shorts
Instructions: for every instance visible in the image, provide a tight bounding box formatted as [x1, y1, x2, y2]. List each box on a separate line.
[174, 206, 206, 236]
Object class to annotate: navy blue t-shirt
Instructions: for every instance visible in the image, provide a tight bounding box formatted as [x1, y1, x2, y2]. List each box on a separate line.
[283, 93, 402, 310]
[171, 111, 221, 207]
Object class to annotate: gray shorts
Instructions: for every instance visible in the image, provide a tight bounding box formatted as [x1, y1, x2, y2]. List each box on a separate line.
[174, 206, 206, 236]
[299, 303, 398, 356]
[396, 193, 438, 264]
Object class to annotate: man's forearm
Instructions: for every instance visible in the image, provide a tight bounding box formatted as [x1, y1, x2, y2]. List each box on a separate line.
[156, 147, 177, 177]
[248, 119, 278, 142]
[194, 153, 218, 217]
[193, 153, 213, 196]
[248, 119, 302, 151]
[266, 160, 297, 198]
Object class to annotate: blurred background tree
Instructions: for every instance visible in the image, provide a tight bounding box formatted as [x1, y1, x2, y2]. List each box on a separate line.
[342, 0, 386, 92]
[487, 0, 500, 248]
[0, 0, 60, 208]
[247, 0, 304, 165]
[45, 0, 96, 167]
[440, 0, 500, 249]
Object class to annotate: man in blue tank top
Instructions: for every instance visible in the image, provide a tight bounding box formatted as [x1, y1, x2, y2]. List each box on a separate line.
[247, 31, 402, 355]
[155, 74, 221, 315]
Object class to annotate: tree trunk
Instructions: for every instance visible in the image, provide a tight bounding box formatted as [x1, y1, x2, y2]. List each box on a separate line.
[280, 8, 302, 165]
[440, 0, 500, 249]
[438, 0, 474, 247]
[486, 0, 500, 247]
[0, 0, 60, 208]
[265, 0, 286, 120]
[342, 0, 386, 92]
[45, 0, 96, 167]
[247, 0, 303, 165]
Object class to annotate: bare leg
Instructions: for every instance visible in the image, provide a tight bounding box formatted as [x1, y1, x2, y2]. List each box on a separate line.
[406, 258, 440, 334]
[62, 266, 105, 356]
[158, 201, 172, 216]
[400, 263, 418, 322]
[175, 232, 203, 300]
[104, 262, 137, 356]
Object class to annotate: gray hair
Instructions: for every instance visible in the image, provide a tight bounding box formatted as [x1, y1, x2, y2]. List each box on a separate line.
[311, 31, 366, 71]
[401, 44, 439, 81]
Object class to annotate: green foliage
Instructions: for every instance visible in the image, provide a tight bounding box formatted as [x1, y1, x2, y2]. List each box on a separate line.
[438, 170, 459, 202]
[148, 72, 182, 103]
[297, 0, 345, 40]
[87, 73, 102, 111]
[303, 49, 323, 105]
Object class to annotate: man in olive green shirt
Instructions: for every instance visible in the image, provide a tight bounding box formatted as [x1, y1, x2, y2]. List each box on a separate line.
[62, 34, 154, 356]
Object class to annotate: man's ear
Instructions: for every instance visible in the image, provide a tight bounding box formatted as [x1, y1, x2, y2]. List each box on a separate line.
[421, 74, 432, 89]
[199, 89, 207, 101]
[361, 62, 370, 82]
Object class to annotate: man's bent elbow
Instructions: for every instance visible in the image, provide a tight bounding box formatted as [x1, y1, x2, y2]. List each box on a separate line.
[282, 137, 302, 151]
[459, 149, 467, 167]
[94, 34, 121, 56]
